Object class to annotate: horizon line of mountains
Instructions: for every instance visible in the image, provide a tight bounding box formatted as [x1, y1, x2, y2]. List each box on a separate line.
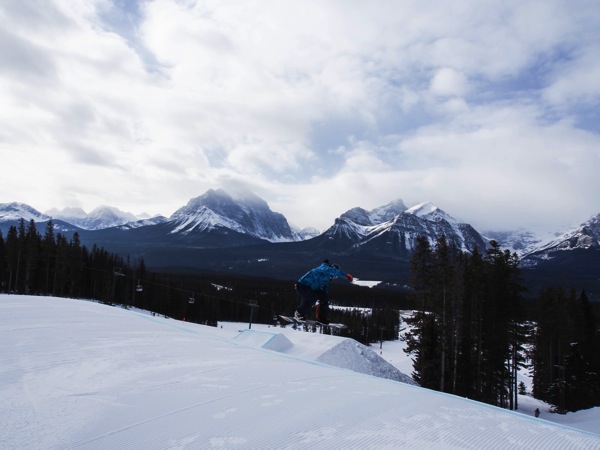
[1, 188, 599, 298]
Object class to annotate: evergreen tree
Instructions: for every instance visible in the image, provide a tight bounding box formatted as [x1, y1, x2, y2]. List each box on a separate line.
[41, 221, 56, 294]
[456, 246, 486, 399]
[532, 286, 573, 412]
[0, 231, 6, 292]
[405, 236, 441, 388]
[5, 226, 20, 293]
[534, 288, 600, 412]
[53, 233, 69, 297]
[480, 240, 523, 408]
[24, 220, 40, 294]
[406, 237, 526, 409]
[569, 291, 600, 409]
[68, 232, 83, 297]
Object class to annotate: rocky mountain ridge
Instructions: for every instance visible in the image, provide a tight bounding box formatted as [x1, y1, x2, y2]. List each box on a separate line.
[168, 189, 300, 243]
[521, 213, 600, 266]
[1, 193, 597, 257]
[1, 192, 599, 298]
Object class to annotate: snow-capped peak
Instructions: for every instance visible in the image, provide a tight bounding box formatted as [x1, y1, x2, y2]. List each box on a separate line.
[524, 212, 600, 259]
[45, 206, 88, 220]
[323, 199, 485, 255]
[369, 199, 408, 223]
[88, 205, 138, 223]
[406, 202, 458, 224]
[0, 202, 50, 222]
[406, 202, 438, 217]
[338, 199, 408, 228]
[46, 205, 141, 230]
[169, 189, 301, 242]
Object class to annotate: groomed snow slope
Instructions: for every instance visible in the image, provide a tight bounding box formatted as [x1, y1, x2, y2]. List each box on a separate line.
[2, 295, 599, 449]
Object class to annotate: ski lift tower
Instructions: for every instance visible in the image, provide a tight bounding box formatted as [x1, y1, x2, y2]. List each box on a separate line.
[248, 300, 258, 329]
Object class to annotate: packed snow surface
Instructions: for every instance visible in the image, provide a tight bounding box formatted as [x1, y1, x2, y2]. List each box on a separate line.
[2, 295, 599, 449]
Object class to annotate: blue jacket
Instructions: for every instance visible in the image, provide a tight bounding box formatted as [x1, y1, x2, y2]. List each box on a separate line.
[297, 262, 347, 292]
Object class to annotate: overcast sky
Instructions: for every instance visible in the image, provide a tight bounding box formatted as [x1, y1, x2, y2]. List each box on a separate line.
[1, 0, 599, 235]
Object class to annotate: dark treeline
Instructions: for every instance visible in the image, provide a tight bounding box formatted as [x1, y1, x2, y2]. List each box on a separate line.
[405, 235, 600, 413]
[0, 219, 149, 306]
[532, 287, 600, 412]
[0, 219, 405, 345]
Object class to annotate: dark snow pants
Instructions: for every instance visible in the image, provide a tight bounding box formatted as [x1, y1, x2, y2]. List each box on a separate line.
[295, 283, 329, 321]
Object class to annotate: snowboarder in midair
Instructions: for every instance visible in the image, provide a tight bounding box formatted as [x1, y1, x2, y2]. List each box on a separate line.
[294, 259, 353, 324]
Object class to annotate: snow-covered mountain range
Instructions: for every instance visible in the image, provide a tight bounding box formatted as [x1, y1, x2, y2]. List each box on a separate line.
[481, 229, 546, 256]
[45, 205, 154, 230]
[520, 212, 600, 265]
[0, 202, 158, 231]
[1, 191, 599, 297]
[0, 202, 52, 223]
[0, 191, 596, 256]
[322, 200, 486, 256]
[1, 191, 597, 257]
[0, 190, 314, 242]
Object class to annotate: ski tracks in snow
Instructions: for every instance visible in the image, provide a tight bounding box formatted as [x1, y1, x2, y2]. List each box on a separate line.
[2, 296, 600, 449]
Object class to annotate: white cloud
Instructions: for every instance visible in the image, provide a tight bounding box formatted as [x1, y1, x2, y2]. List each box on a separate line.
[0, 0, 598, 236]
[430, 68, 469, 98]
[543, 44, 600, 107]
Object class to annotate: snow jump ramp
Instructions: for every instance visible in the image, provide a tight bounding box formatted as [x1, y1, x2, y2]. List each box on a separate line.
[234, 329, 414, 384]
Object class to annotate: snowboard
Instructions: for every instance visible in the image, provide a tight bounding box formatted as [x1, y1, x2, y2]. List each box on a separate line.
[278, 315, 347, 330]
